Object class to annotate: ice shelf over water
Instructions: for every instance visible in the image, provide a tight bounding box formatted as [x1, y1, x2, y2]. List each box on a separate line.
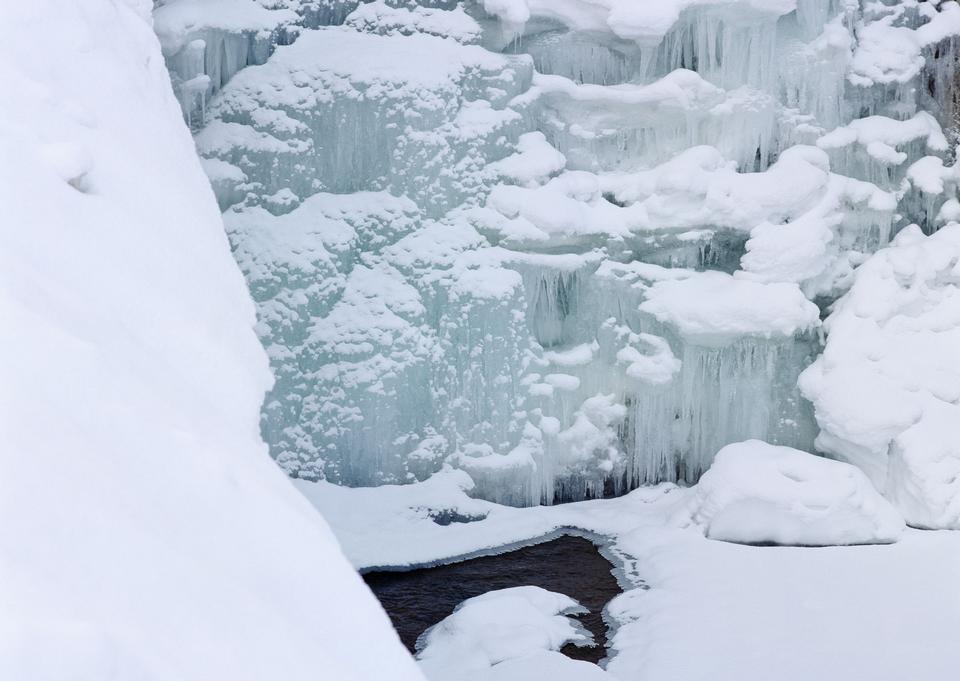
[161, 0, 960, 508]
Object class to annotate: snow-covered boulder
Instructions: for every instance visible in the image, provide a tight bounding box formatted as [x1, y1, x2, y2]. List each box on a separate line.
[0, 2, 422, 680]
[683, 441, 905, 545]
[800, 224, 960, 530]
[463, 650, 615, 681]
[417, 586, 599, 681]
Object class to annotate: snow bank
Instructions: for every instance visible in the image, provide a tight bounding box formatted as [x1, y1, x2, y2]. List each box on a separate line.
[682, 441, 904, 545]
[800, 224, 960, 529]
[0, 2, 422, 680]
[417, 586, 595, 681]
[297, 473, 960, 681]
[607, 527, 960, 681]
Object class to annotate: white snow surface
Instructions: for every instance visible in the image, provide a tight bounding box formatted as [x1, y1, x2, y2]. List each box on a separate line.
[0, 3, 422, 680]
[417, 586, 595, 681]
[480, 0, 796, 45]
[297, 472, 960, 681]
[153, 0, 296, 55]
[639, 271, 820, 346]
[801, 224, 960, 530]
[680, 440, 905, 545]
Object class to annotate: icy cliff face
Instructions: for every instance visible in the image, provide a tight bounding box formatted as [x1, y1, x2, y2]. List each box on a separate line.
[164, 0, 960, 507]
[0, 1, 423, 679]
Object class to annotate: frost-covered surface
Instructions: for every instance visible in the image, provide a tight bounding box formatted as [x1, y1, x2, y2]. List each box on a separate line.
[679, 440, 905, 545]
[801, 225, 960, 529]
[297, 474, 960, 681]
[171, 0, 960, 507]
[417, 586, 599, 681]
[0, 2, 423, 680]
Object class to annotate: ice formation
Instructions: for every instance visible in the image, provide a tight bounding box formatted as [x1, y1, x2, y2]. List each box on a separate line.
[801, 225, 960, 529]
[680, 440, 905, 545]
[0, 2, 423, 680]
[161, 0, 960, 507]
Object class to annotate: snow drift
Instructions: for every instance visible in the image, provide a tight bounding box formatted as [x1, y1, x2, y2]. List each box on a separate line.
[0, 2, 422, 680]
[682, 440, 905, 545]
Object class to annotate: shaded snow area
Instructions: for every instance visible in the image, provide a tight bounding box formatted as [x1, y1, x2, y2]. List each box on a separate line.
[157, 0, 960, 514]
[0, 2, 422, 680]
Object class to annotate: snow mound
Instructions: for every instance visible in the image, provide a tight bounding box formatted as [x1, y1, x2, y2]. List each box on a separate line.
[800, 224, 960, 530]
[417, 586, 594, 681]
[0, 2, 422, 680]
[684, 441, 905, 545]
[461, 650, 615, 681]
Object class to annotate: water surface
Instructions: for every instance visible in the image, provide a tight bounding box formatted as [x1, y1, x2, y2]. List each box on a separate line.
[363, 534, 621, 664]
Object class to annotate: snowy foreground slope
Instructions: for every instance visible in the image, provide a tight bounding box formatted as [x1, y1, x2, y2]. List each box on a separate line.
[0, 2, 422, 680]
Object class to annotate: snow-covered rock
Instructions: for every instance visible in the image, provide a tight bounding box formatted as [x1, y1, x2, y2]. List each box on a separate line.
[800, 224, 960, 530]
[417, 586, 598, 681]
[682, 441, 905, 545]
[0, 2, 422, 680]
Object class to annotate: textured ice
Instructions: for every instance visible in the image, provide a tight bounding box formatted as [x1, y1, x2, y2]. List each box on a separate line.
[169, 0, 960, 507]
[198, 27, 531, 213]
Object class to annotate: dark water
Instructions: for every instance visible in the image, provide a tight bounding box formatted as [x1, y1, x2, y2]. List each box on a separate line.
[363, 534, 621, 665]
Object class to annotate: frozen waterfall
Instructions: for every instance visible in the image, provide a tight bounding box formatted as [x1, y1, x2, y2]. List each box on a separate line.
[157, 0, 960, 508]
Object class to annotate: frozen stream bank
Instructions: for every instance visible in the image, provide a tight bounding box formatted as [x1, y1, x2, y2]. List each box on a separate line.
[364, 534, 622, 665]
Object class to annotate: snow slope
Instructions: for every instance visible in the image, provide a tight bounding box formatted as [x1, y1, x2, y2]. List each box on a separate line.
[0, 2, 422, 680]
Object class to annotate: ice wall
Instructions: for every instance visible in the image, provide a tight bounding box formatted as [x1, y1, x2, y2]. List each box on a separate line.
[0, 2, 424, 679]
[174, 0, 960, 505]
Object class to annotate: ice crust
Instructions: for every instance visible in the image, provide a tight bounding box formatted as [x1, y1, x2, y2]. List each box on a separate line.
[168, 0, 960, 507]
